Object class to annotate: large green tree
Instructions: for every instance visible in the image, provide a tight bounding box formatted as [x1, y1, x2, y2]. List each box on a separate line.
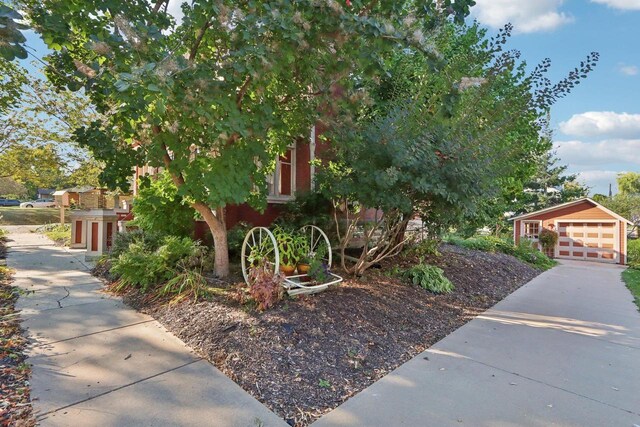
[618, 172, 640, 195]
[24, 0, 475, 276]
[318, 23, 597, 271]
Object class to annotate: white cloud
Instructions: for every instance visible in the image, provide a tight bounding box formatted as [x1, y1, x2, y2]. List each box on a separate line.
[618, 64, 639, 76]
[559, 112, 640, 139]
[554, 139, 640, 165]
[166, 0, 185, 25]
[471, 0, 574, 33]
[575, 170, 620, 194]
[591, 0, 640, 10]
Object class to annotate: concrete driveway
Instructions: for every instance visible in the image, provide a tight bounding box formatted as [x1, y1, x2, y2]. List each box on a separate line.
[314, 260, 640, 427]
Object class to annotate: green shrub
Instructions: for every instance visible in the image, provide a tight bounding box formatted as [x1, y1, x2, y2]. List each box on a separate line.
[513, 240, 556, 270]
[132, 171, 195, 238]
[110, 235, 212, 293]
[445, 234, 555, 270]
[403, 263, 454, 294]
[408, 238, 441, 257]
[444, 235, 512, 253]
[109, 229, 163, 259]
[110, 242, 168, 291]
[628, 239, 640, 268]
[273, 191, 332, 230]
[227, 221, 253, 260]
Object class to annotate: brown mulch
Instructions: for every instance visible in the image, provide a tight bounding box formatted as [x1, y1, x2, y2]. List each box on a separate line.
[0, 235, 35, 427]
[116, 244, 541, 426]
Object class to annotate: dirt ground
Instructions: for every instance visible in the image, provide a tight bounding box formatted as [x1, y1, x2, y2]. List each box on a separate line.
[118, 244, 541, 426]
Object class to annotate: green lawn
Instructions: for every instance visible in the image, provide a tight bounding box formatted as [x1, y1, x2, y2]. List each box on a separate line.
[622, 268, 640, 311]
[0, 207, 70, 225]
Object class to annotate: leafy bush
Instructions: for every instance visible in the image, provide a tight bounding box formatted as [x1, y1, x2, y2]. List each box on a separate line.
[444, 234, 513, 254]
[408, 238, 441, 257]
[109, 229, 163, 259]
[628, 239, 640, 268]
[274, 191, 332, 230]
[110, 243, 168, 291]
[0, 228, 7, 239]
[132, 171, 195, 238]
[403, 263, 454, 294]
[513, 240, 556, 270]
[227, 221, 252, 260]
[445, 234, 555, 270]
[110, 234, 212, 295]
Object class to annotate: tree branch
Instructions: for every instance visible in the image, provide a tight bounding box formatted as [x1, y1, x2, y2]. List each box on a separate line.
[152, 0, 168, 14]
[236, 76, 252, 109]
[189, 20, 212, 61]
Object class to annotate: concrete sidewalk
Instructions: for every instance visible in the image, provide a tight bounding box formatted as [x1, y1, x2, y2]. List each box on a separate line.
[5, 226, 286, 426]
[313, 260, 640, 427]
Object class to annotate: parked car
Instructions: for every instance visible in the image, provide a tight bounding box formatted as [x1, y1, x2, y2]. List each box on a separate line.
[0, 198, 21, 207]
[19, 199, 56, 208]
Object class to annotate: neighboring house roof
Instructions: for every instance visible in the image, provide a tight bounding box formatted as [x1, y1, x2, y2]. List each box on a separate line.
[509, 198, 633, 225]
[52, 186, 95, 195]
[37, 188, 55, 195]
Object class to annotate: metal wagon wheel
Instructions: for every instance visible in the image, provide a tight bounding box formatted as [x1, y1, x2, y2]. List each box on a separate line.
[241, 227, 280, 284]
[299, 225, 332, 268]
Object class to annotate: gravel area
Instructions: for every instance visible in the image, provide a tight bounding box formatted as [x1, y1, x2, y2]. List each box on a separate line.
[119, 245, 541, 426]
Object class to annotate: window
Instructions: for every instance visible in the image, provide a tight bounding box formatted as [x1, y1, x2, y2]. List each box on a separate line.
[523, 221, 541, 239]
[268, 145, 296, 202]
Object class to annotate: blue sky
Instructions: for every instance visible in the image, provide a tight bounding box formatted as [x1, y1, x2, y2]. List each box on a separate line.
[470, 0, 640, 195]
[22, 0, 639, 195]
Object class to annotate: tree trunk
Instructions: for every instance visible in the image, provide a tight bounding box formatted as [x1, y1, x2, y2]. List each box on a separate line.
[192, 202, 230, 277]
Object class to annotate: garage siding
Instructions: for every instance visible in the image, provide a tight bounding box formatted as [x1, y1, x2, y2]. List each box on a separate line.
[513, 200, 627, 265]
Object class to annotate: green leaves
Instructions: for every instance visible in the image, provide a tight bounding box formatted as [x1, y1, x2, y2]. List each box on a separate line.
[0, 3, 28, 61]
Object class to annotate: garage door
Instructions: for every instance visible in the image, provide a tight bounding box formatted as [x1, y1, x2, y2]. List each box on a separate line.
[556, 222, 617, 263]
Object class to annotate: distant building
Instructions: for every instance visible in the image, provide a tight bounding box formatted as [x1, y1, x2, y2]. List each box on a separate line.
[37, 188, 55, 199]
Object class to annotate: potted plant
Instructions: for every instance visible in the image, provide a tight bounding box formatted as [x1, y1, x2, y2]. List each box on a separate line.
[296, 235, 312, 274]
[539, 227, 559, 258]
[307, 243, 330, 283]
[273, 226, 300, 276]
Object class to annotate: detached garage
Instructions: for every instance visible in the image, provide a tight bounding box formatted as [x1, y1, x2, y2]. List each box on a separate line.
[512, 198, 632, 265]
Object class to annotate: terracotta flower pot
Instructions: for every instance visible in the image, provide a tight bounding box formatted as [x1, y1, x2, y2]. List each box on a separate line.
[297, 263, 311, 275]
[280, 264, 296, 276]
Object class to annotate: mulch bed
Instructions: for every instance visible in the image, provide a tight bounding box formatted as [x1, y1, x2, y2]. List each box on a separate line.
[115, 244, 541, 426]
[0, 234, 35, 427]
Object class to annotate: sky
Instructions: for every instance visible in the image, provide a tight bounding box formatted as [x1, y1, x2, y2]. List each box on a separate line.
[21, 0, 640, 195]
[469, 0, 640, 195]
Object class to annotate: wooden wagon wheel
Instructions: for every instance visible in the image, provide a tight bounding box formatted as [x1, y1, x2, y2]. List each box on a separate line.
[299, 225, 332, 268]
[241, 227, 280, 284]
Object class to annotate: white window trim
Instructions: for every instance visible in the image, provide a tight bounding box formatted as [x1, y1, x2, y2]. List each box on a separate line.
[267, 144, 296, 203]
[521, 220, 542, 242]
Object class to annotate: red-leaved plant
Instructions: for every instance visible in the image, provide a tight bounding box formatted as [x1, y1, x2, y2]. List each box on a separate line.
[243, 264, 285, 311]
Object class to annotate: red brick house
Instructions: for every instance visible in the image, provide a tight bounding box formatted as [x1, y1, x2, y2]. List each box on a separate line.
[133, 126, 325, 232]
[511, 198, 632, 265]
